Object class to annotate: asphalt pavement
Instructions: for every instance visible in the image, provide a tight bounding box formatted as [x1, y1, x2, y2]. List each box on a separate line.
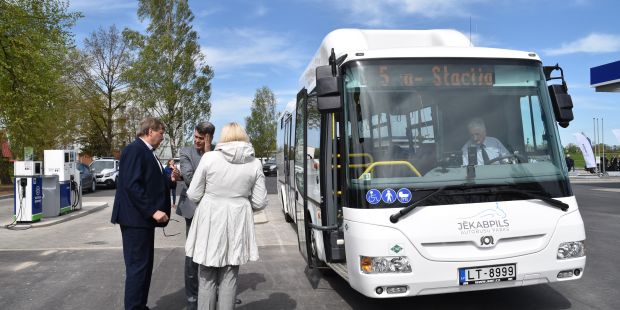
[0, 177, 619, 309]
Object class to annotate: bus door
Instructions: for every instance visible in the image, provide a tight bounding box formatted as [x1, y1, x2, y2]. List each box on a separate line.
[294, 89, 311, 262]
[319, 111, 346, 262]
[282, 114, 295, 223]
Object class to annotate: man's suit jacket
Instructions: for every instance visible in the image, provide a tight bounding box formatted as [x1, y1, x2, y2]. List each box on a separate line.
[176, 146, 202, 219]
[111, 138, 172, 228]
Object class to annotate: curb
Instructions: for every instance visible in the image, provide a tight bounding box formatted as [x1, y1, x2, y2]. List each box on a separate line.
[34, 203, 109, 228]
[253, 209, 269, 224]
[4, 203, 109, 229]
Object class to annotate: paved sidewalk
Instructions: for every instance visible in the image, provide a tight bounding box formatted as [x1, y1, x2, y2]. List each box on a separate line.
[1, 199, 108, 228]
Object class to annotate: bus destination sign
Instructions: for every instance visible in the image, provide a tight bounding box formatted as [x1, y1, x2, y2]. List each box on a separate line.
[369, 65, 496, 88]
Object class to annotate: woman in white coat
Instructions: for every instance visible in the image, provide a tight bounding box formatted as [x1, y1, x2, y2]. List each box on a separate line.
[185, 122, 267, 310]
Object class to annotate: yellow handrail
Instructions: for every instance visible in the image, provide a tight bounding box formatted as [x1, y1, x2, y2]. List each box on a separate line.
[358, 160, 421, 179]
[348, 153, 374, 168]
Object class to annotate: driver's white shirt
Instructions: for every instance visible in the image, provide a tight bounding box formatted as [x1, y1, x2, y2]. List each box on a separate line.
[461, 137, 509, 166]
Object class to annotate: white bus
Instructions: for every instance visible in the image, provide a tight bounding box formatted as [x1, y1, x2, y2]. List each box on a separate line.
[276, 29, 585, 298]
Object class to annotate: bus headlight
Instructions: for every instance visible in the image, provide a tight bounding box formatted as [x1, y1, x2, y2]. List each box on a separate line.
[360, 256, 412, 274]
[557, 241, 585, 259]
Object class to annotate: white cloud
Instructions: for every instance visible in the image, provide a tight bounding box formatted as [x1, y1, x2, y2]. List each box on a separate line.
[202, 28, 305, 72]
[283, 100, 296, 113]
[319, 0, 486, 27]
[544, 33, 620, 55]
[211, 93, 254, 116]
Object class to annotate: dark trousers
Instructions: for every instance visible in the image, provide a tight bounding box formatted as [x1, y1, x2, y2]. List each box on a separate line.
[171, 186, 177, 205]
[185, 218, 199, 310]
[121, 225, 155, 310]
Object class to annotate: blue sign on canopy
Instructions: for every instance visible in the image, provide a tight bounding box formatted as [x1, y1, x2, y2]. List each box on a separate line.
[591, 60, 620, 92]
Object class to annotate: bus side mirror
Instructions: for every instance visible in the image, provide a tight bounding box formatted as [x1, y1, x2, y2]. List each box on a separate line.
[316, 65, 342, 112]
[548, 84, 574, 128]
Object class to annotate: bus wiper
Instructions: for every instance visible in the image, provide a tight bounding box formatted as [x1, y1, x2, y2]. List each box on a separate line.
[495, 188, 569, 211]
[390, 186, 448, 223]
[389, 185, 569, 224]
[445, 187, 569, 212]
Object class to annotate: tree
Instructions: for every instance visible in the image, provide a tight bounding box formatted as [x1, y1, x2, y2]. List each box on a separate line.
[245, 87, 278, 158]
[124, 0, 213, 157]
[68, 25, 133, 156]
[0, 0, 82, 161]
[565, 143, 579, 154]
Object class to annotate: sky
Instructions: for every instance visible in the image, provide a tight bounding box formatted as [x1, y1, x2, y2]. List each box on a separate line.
[68, 0, 620, 147]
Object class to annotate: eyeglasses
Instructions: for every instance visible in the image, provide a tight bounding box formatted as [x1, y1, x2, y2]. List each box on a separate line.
[162, 218, 181, 237]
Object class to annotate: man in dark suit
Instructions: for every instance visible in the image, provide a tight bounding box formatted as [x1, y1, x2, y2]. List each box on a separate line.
[176, 121, 214, 310]
[111, 117, 178, 310]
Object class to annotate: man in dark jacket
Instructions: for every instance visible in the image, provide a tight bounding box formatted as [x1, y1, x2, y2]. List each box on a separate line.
[111, 117, 178, 310]
[176, 121, 214, 310]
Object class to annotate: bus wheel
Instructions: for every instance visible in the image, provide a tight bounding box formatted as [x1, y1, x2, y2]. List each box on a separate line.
[310, 231, 327, 269]
[281, 193, 294, 223]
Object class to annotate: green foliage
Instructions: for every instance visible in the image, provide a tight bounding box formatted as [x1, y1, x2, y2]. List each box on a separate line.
[0, 0, 82, 160]
[124, 0, 213, 157]
[67, 25, 134, 156]
[566, 147, 620, 171]
[245, 87, 278, 158]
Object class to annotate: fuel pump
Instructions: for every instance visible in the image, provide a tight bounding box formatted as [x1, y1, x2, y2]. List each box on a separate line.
[44, 150, 82, 214]
[11, 161, 43, 223]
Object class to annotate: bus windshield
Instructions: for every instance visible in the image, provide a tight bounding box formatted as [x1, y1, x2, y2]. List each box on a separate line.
[343, 58, 570, 208]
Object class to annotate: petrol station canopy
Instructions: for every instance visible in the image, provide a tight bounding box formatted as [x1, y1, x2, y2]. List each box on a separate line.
[591, 60, 620, 92]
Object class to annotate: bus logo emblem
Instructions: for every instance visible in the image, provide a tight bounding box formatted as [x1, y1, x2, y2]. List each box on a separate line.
[391, 244, 403, 253]
[480, 236, 495, 247]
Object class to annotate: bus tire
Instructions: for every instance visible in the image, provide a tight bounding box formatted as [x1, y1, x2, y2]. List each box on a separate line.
[311, 231, 328, 269]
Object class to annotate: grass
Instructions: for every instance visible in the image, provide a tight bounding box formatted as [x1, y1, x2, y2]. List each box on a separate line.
[566, 151, 620, 170]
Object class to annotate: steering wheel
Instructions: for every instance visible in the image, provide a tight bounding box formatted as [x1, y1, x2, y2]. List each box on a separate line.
[487, 152, 527, 164]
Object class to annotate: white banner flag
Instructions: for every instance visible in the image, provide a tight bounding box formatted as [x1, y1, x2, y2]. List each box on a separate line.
[613, 129, 620, 144]
[573, 132, 596, 169]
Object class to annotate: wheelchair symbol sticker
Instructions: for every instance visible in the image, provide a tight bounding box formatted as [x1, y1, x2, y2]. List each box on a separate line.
[366, 189, 381, 205]
[382, 188, 397, 204]
[397, 188, 412, 203]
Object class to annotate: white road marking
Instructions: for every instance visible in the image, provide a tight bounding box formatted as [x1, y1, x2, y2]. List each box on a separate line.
[13, 261, 38, 271]
[40, 250, 57, 256]
[592, 188, 620, 193]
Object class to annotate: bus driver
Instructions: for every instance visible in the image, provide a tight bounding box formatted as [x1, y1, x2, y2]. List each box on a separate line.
[461, 118, 510, 165]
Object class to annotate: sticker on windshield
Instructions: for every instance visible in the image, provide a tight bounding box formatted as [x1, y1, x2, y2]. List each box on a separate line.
[381, 188, 397, 204]
[397, 188, 412, 204]
[366, 189, 381, 205]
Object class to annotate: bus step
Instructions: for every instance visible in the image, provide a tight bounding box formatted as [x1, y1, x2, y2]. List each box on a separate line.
[326, 262, 348, 281]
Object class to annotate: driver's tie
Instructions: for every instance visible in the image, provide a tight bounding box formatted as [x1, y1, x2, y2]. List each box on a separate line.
[481, 144, 490, 165]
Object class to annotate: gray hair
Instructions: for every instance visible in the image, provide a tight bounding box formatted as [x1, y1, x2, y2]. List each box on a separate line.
[136, 117, 165, 138]
[467, 118, 486, 132]
[195, 121, 215, 137]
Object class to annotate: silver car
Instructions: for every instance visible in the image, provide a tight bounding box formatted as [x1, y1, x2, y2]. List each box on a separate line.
[77, 163, 97, 193]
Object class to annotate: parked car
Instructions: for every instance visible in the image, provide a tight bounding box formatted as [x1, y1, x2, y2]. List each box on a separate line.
[262, 159, 277, 176]
[90, 157, 119, 188]
[77, 163, 96, 193]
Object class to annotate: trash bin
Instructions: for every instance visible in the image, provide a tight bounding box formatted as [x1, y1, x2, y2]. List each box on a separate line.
[42, 175, 60, 217]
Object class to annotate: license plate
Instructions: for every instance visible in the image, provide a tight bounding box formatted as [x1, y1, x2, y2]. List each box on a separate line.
[458, 263, 516, 285]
